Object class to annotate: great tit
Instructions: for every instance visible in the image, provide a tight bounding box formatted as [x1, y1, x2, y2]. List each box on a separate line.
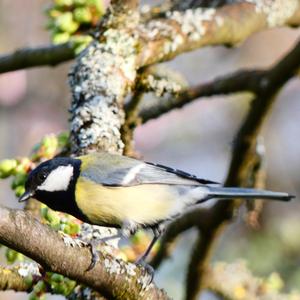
[19, 152, 293, 268]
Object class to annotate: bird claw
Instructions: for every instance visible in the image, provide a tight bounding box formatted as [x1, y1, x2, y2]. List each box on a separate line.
[59, 231, 99, 271]
[60, 231, 87, 248]
[85, 242, 100, 271]
[135, 259, 154, 285]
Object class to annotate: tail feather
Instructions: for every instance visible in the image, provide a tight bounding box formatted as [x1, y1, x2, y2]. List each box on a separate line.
[206, 186, 294, 202]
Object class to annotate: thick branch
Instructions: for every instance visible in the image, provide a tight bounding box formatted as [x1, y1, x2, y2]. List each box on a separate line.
[137, 1, 300, 67]
[69, 0, 140, 154]
[0, 206, 169, 300]
[1, 1, 299, 76]
[0, 43, 75, 74]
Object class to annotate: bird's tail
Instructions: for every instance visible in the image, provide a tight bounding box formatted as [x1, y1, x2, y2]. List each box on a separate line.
[205, 186, 294, 202]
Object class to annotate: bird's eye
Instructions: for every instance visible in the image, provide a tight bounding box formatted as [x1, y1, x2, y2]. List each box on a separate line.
[37, 171, 47, 181]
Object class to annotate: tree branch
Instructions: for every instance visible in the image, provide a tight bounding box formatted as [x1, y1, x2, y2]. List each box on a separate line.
[204, 261, 299, 299]
[150, 208, 210, 269]
[137, 69, 264, 123]
[0, 43, 75, 74]
[0, 264, 38, 292]
[1, 1, 300, 75]
[185, 36, 300, 300]
[0, 206, 169, 300]
[137, 1, 300, 67]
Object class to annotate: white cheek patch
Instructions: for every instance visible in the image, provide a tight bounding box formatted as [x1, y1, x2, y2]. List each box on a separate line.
[37, 165, 74, 192]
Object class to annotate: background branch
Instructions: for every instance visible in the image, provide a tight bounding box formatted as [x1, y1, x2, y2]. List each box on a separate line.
[1, 1, 300, 299]
[137, 69, 264, 123]
[0, 265, 38, 292]
[1, 1, 300, 74]
[184, 37, 300, 300]
[0, 43, 75, 74]
[137, 1, 300, 67]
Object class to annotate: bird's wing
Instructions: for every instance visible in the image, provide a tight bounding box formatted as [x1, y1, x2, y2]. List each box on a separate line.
[79, 152, 217, 187]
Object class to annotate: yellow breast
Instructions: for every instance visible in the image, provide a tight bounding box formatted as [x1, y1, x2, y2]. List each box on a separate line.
[75, 177, 176, 226]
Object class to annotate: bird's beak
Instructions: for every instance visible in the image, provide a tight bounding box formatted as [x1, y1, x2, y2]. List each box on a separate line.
[18, 190, 34, 202]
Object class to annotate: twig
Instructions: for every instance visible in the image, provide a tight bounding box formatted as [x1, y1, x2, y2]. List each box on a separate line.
[121, 91, 144, 157]
[138, 69, 264, 123]
[150, 208, 210, 269]
[185, 37, 300, 300]
[0, 43, 75, 74]
[245, 137, 267, 228]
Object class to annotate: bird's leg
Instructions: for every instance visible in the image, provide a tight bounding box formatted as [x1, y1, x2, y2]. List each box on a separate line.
[121, 219, 139, 238]
[135, 223, 165, 282]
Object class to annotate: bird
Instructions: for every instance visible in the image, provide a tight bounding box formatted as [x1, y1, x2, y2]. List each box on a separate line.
[19, 152, 293, 273]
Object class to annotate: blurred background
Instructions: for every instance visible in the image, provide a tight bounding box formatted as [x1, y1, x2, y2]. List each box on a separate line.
[0, 0, 300, 299]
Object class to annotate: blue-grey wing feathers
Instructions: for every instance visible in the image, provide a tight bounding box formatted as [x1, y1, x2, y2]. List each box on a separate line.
[79, 152, 217, 187]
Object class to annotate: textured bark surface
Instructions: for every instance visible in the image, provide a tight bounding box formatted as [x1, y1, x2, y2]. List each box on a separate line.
[0, 206, 170, 300]
[69, 1, 300, 154]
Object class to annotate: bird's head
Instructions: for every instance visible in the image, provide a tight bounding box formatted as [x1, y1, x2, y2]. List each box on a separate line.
[19, 157, 80, 202]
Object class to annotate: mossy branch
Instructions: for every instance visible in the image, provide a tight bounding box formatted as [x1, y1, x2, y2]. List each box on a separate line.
[0, 206, 169, 300]
[1, 1, 300, 74]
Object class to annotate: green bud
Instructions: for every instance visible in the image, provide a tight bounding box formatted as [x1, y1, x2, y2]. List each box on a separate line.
[11, 173, 27, 189]
[62, 224, 71, 234]
[68, 222, 81, 235]
[70, 35, 93, 54]
[13, 163, 27, 175]
[64, 278, 76, 290]
[33, 280, 46, 294]
[0, 159, 17, 178]
[55, 12, 79, 34]
[51, 273, 64, 283]
[15, 186, 25, 197]
[87, 0, 105, 15]
[40, 206, 48, 219]
[52, 32, 71, 44]
[55, 0, 74, 6]
[74, 0, 86, 6]
[6, 249, 23, 264]
[42, 135, 57, 148]
[24, 274, 34, 287]
[53, 283, 70, 295]
[57, 132, 69, 147]
[43, 208, 61, 226]
[73, 7, 92, 23]
[47, 9, 62, 19]
[29, 293, 43, 300]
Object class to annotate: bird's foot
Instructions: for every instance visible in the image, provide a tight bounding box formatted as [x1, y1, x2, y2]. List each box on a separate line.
[85, 241, 100, 271]
[59, 231, 87, 248]
[59, 231, 99, 271]
[135, 258, 154, 285]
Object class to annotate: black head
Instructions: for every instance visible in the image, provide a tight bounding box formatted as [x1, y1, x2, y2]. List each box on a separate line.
[19, 157, 81, 203]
